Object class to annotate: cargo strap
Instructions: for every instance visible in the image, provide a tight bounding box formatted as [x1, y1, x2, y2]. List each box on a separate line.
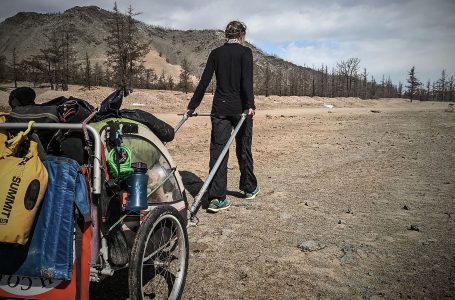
[6, 120, 34, 147]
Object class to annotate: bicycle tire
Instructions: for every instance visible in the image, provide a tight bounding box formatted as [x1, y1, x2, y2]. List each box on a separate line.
[128, 206, 188, 300]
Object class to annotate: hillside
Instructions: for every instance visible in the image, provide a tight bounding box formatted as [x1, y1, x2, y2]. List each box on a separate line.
[0, 6, 308, 81]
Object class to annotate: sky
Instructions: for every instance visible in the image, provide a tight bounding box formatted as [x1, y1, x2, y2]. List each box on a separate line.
[1, 0, 454, 85]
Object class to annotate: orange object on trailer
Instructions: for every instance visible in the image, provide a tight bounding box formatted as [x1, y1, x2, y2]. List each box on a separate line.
[0, 224, 91, 300]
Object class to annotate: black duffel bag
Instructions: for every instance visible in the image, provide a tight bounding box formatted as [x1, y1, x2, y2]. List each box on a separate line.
[46, 96, 94, 123]
[120, 109, 174, 142]
[6, 88, 95, 164]
[93, 90, 175, 142]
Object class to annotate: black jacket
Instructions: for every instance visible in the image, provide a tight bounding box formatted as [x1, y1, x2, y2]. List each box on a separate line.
[187, 43, 255, 115]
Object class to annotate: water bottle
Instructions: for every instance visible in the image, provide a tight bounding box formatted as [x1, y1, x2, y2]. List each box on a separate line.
[126, 162, 149, 211]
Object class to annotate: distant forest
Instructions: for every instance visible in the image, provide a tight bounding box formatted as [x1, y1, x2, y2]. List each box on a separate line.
[0, 5, 453, 102]
[254, 60, 454, 102]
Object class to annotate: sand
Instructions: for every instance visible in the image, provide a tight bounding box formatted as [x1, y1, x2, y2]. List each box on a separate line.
[1, 85, 454, 299]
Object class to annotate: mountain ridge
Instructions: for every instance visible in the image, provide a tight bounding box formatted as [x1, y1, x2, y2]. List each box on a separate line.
[0, 5, 309, 83]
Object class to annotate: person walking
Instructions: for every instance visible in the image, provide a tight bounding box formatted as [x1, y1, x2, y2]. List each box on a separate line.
[187, 20, 260, 213]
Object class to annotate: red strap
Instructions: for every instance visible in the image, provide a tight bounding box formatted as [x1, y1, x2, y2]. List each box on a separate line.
[100, 143, 110, 182]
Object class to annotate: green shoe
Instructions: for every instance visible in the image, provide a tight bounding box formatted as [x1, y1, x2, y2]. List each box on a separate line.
[207, 199, 231, 213]
[245, 185, 260, 200]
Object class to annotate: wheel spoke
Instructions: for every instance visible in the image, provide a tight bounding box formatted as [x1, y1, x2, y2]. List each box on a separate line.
[129, 207, 188, 300]
[143, 236, 179, 262]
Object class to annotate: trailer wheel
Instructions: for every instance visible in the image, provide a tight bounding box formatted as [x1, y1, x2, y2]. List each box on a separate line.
[128, 206, 188, 300]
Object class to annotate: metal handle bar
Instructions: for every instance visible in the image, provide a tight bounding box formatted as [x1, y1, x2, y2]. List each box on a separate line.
[177, 112, 246, 117]
[174, 112, 245, 135]
[0, 123, 102, 194]
[177, 112, 212, 117]
[173, 113, 189, 134]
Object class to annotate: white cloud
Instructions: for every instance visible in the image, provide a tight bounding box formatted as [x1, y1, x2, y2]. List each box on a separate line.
[245, 0, 455, 83]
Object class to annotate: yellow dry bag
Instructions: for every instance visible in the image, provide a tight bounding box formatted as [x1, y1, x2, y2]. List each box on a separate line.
[0, 113, 9, 158]
[0, 122, 48, 245]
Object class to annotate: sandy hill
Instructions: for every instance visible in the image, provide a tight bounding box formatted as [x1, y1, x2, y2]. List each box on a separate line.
[0, 6, 311, 81]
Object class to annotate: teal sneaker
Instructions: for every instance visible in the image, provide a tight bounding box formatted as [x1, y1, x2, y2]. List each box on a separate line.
[245, 185, 260, 200]
[207, 199, 231, 213]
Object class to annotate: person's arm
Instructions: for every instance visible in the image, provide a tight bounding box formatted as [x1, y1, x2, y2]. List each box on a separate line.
[241, 47, 255, 111]
[187, 50, 215, 111]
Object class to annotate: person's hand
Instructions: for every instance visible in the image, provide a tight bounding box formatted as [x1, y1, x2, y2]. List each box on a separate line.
[248, 108, 255, 118]
[186, 109, 195, 117]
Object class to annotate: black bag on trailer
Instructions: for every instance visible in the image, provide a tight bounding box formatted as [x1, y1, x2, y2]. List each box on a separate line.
[44, 96, 94, 164]
[6, 88, 95, 164]
[7, 104, 60, 123]
[55, 130, 91, 165]
[7, 88, 94, 124]
[6, 105, 60, 148]
[45, 96, 94, 123]
[120, 109, 174, 142]
[93, 90, 175, 142]
[8, 86, 36, 108]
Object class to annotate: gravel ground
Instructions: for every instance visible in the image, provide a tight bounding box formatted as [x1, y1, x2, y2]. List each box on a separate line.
[1, 86, 453, 299]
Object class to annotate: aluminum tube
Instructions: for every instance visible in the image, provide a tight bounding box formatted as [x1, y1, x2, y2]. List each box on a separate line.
[173, 113, 189, 134]
[0, 123, 102, 194]
[85, 125, 102, 194]
[192, 113, 212, 116]
[177, 112, 212, 117]
[189, 113, 247, 216]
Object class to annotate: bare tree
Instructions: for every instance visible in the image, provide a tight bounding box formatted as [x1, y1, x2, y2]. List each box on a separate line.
[288, 68, 297, 96]
[323, 65, 328, 97]
[380, 75, 386, 98]
[41, 30, 64, 90]
[105, 3, 127, 93]
[317, 64, 325, 97]
[426, 79, 431, 101]
[179, 58, 192, 94]
[144, 68, 155, 89]
[263, 64, 271, 97]
[167, 74, 174, 90]
[158, 70, 166, 90]
[12, 48, 18, 88]
[299, 69, 305, 96]
[311, 72, 315, 97]
[61, 29, 78, 91]
[125, 5, 149, 92]
[283, 69, 289, 96]
[369, 76, 378, 99]
[405, 66, 421, 102]
[448, 76, 454, 102]
[336, 57, 360, 97]
[22, 57, 43, 87]
[361, 68, 368, 99]
[330, 68, 335, 97]
[106, 3, 128, 94]
[33, 51, 54, 89]
[398, 81, 403, 98]
[84, 52, 91, 90]
[93, 63, 104, 86]
[105, 3, 149, 96]
[0, 55, 6, 82]
[275, 69, 283, 96]
[432, 81, 437, 101]
[386, 76, 394, 98]
[436, 69, 447, 101]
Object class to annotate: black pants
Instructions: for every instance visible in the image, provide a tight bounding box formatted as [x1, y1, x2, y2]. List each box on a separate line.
[208, 115, 257, 200]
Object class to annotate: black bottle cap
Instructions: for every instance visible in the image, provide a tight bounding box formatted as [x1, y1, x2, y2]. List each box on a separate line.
[131, 162, 148, 172]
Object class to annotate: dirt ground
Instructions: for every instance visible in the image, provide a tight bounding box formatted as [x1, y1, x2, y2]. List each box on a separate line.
[166, 101, 455, 300]
[1, 85, 454, 299]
